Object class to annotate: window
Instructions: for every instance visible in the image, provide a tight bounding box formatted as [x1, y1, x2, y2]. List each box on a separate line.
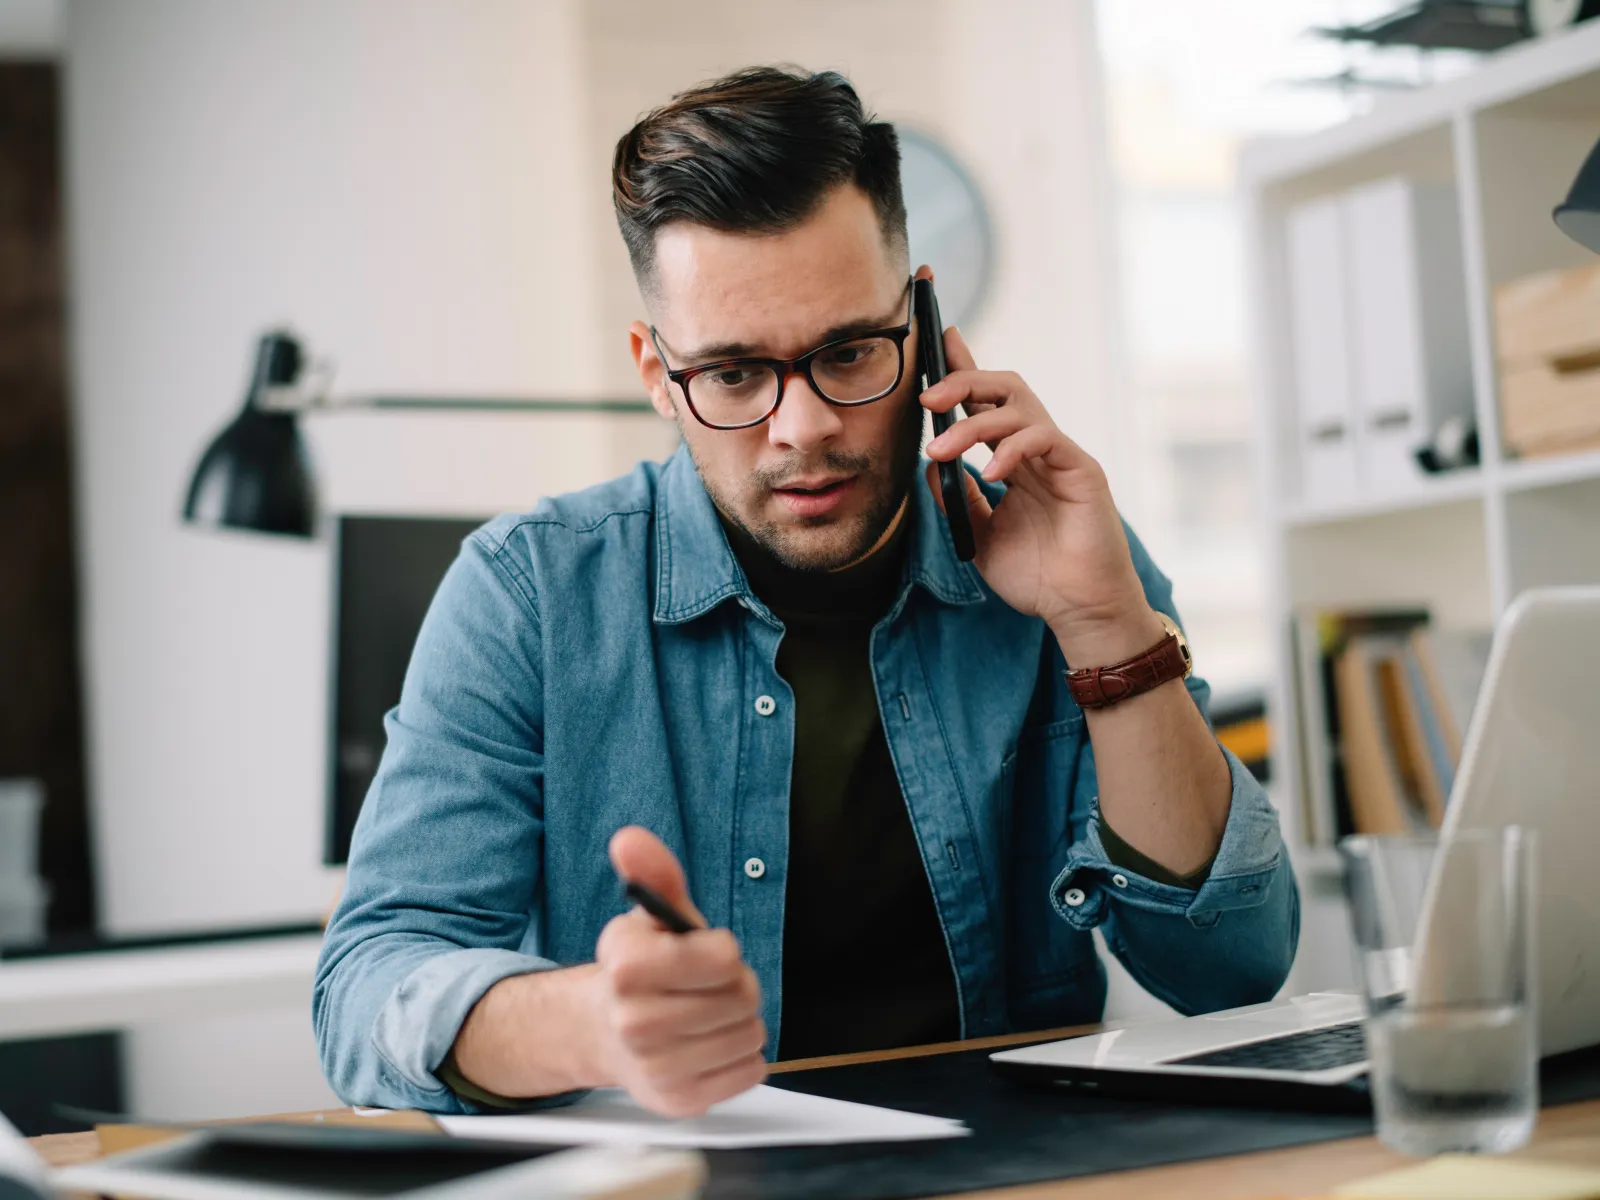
[1094, 1, 1444, 693]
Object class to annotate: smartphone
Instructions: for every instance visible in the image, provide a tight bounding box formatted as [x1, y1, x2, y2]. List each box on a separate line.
[914, 277, 976, 562]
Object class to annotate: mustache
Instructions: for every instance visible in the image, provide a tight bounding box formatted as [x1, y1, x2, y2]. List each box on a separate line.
[751, 450, 874, 491]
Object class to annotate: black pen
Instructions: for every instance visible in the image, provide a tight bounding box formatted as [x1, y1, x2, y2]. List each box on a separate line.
[624, 879, 698, 934]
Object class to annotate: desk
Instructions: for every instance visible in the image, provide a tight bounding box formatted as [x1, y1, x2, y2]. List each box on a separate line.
[0, 935, 321, 1041]
[28, 1028, 1600, 1199]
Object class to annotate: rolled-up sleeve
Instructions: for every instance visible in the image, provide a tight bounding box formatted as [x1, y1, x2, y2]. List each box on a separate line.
[313, 523, 563, 1113]
[1047, 524, 1301, 1015]
[1051, 744, 1299, 1013]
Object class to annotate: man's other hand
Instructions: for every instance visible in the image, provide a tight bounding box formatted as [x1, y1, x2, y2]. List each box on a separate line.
[593, 826, 769, 1116]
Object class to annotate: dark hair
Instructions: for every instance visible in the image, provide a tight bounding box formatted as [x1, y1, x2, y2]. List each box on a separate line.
[612, 66, 907, 292]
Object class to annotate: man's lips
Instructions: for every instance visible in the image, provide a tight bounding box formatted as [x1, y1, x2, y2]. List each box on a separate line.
[773, 476, 852, 494]
[771, 475, 857, 516]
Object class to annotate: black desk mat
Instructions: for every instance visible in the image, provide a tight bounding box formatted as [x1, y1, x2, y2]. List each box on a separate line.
[700, 1042, 1600, 1200]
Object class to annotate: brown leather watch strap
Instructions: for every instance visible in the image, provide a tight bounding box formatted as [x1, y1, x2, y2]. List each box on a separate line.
[1065, 632, 1192, 711]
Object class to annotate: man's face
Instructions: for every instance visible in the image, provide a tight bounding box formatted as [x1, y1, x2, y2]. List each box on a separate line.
[631, 185, 922, 572]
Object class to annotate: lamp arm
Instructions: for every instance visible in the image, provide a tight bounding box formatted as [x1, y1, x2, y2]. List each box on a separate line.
[256, 350, 336, 413]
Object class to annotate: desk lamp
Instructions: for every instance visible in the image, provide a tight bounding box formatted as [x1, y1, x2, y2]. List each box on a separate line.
[182, 331, 315, 537]
[180, 331, 652, 539]
[1555, 136, 1600, 253]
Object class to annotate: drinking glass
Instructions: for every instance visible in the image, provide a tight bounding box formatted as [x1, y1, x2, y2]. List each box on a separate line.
[1339, 827, 1537, 1155]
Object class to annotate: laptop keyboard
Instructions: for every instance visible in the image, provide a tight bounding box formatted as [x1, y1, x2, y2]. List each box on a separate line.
[1167, 1020, 1367, 1072]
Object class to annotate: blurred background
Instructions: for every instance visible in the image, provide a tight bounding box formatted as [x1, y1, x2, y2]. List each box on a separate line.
[4, 0, 1597, 1133]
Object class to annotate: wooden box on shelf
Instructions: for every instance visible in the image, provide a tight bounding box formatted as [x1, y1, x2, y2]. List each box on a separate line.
[1495, 262, 1600, 459]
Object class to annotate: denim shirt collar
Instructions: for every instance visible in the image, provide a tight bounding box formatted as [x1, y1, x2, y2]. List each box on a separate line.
[651, 447, 984, 626]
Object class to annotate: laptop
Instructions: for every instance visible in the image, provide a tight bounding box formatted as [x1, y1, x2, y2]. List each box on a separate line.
[991, 587, 1600, 1109]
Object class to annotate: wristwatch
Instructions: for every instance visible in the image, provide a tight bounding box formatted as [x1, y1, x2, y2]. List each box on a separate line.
[1065, 612, 1193, 711]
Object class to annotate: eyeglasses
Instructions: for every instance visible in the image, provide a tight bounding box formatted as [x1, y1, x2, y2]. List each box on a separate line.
[649, 278, 914, 430]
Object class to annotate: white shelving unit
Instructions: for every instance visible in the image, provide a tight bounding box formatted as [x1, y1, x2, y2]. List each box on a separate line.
[0, 934, 321, 1041]
[1242, 22, 1600, 993]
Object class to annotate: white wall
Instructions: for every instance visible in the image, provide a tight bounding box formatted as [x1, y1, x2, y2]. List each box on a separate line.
[0, 0, 59, 55]
[127, 1007, 338, 1121]
[63, 0, 612, 937]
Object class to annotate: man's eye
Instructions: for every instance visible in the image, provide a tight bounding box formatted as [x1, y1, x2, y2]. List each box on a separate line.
[822, 341, 877, 368]
[708, 367, 760, 388]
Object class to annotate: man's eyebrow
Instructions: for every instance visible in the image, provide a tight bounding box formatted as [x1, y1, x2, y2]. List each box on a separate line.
[675, 337, 758, 364]
[676, 300, 908, 366]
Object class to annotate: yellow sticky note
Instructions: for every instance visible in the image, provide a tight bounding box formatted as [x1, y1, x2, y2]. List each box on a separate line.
[1333, 1154, 1600, 1200]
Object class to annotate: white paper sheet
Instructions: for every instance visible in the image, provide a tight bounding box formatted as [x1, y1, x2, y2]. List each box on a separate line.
[0, 1110, 51, 1200]
[437, 1084, 969, 1149]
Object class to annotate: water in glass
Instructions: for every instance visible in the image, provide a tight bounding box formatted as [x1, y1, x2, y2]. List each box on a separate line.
[1366, 1002, 1536, 1155]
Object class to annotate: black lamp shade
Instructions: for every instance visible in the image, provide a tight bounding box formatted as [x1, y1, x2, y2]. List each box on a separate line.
[182, 332, 316, 537]
[1554, 137, 1600, 254]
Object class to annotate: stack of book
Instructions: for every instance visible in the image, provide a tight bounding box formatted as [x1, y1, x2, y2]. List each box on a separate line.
[1290, 610, 1491, 842]
[1213, 691, 1270, 784]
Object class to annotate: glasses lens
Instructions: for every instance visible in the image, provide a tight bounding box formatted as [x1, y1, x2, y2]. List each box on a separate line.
[686, 363, 781, 428]
[811, 335, 901, 403]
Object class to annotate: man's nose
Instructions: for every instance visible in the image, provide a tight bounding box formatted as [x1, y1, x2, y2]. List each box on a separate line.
[767, 370, 844, 452]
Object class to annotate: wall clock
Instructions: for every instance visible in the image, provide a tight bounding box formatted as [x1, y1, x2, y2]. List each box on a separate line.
[898, 127, 995, 331]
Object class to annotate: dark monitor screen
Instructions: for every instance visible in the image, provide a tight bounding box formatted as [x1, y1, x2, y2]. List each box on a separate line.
[328, 514, 485, 864]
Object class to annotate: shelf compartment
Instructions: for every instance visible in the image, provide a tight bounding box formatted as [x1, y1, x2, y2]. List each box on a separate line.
[1504, 474, 1600, 595]
[1285, 497, 1493, 631]
[1471, 109, 1597, 294]
[1283, 468, 1486, 527]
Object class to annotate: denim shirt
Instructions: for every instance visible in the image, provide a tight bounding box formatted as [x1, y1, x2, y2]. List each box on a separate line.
[314, 448, 1299, 1112]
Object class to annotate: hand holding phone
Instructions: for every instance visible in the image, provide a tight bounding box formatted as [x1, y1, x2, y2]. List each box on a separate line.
[914, 278, 976, 562]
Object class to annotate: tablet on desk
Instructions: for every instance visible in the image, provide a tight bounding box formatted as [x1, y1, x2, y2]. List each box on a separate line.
[51, 1125, 704, 1200]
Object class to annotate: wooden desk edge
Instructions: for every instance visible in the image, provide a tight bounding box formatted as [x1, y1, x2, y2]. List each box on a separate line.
[25, 1025, 1089, 1168]
[28, 1026, 1600, 1200]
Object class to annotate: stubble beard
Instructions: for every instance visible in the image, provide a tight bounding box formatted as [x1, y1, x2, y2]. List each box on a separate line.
[688, 393, 926, 572]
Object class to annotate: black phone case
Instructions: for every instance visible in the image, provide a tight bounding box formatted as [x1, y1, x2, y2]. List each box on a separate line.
[915, 278, 976, 562]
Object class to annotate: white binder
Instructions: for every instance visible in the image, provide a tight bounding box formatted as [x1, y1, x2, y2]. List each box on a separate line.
[1342, 178, 1474, 499]
[1283, 179, 1474, 509]
[1286, 195, 1360, 510]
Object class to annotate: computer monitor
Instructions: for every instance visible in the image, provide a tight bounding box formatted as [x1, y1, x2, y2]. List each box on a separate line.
[327, 514, 485, 864]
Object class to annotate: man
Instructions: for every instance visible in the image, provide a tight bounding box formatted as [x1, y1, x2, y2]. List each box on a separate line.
[314, 66, 1298, 1118]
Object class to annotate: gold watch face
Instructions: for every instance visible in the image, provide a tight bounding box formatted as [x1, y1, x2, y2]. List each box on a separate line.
[1157, 612, 1194, 678]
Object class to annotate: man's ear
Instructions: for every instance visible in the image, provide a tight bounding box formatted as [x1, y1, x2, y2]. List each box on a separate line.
[630, 321, 677, 422]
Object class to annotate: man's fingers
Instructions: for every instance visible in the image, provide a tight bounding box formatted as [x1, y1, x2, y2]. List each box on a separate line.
[926, 405, 1031, 461]
[638, 1016, 768, 1086]
[980, 425, 1072, 482]
[611, 976, 763, 1050]
[928, 405, 1102, 478]
[609, 825, 705, 928]
[597, 829, 766, 1118]
[943, 325, 978, 373]
[924, 462, 995, 519]
[639, 1051, 770, 1118]
[601, 923, 750, 995]
[920, 368, 1033, 414]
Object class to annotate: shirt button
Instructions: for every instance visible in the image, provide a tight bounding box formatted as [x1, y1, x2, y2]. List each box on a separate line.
[754, 695, 776, 717]
[1112, 873, 1129, 889]
[744, 857, 766, 880]
[1063, 887, 1086, 907]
